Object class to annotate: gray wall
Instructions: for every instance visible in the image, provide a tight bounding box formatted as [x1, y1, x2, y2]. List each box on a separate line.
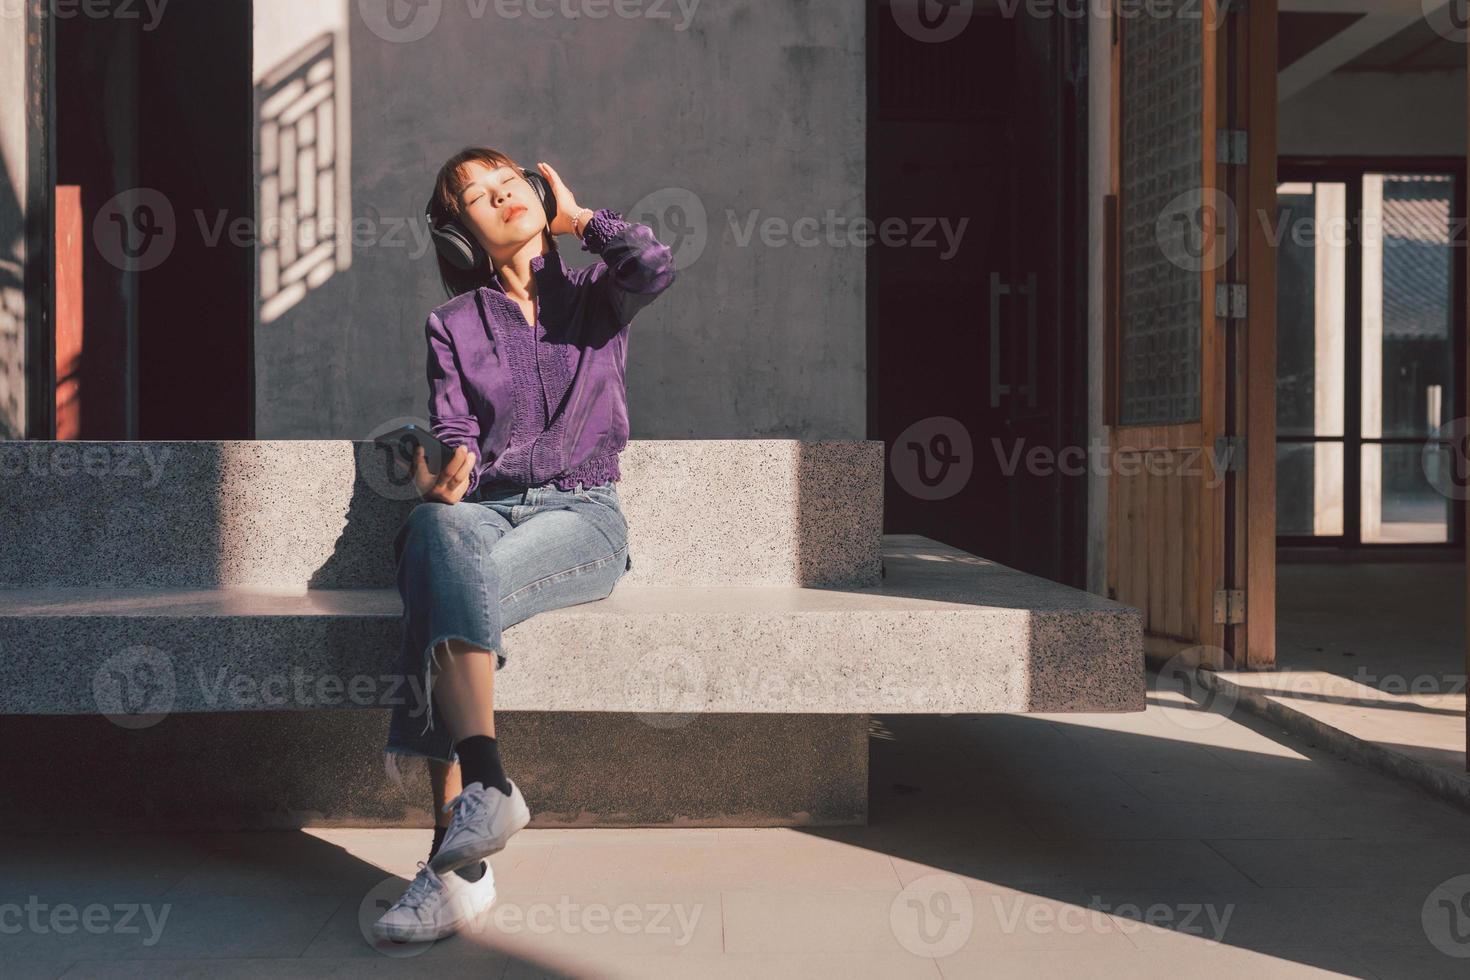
[253, 0, 867, 442]
[0, 6, 28, 439]
[1279, 70, 1466, 158]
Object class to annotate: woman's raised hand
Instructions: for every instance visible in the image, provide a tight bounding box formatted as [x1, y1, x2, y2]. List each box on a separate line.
[537, 161, 583, 237]
[413, 444, 476, 504]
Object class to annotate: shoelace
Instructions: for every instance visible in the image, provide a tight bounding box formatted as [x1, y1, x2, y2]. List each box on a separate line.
[395, 861, 444, 913]
[443, 785, 489, 836]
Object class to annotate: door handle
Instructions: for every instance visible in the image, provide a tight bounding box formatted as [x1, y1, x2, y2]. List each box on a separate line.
[989, 271, 1038, 411]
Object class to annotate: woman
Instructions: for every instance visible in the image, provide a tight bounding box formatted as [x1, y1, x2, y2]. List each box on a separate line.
[371, 147, 676, 943]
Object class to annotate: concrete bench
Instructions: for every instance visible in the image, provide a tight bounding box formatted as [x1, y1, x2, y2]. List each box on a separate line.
[0, 439, 1143, 828]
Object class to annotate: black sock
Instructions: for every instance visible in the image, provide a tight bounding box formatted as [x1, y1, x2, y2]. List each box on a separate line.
[454, 735, 511, 796]
[429, 824, 448, 859]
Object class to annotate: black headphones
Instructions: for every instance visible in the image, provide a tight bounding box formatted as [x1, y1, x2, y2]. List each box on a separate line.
[426, 167, 558, 272]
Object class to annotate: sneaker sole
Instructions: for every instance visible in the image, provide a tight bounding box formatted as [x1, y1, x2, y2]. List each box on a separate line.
[371, 885, 498, 944]
[429, 804, 531, 875]
[371, 913, 465, 944]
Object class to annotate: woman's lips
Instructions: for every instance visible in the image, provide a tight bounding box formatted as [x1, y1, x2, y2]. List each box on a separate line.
[502, 204, 527, 221]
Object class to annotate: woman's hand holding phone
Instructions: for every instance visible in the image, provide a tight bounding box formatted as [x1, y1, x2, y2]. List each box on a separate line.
[414, 444, 476, 504]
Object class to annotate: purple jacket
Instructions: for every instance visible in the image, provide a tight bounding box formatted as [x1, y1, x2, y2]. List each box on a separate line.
[424, 209, 676, 495]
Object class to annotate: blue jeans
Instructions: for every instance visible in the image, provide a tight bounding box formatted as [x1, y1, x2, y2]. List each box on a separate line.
[384, 479, 631, 763]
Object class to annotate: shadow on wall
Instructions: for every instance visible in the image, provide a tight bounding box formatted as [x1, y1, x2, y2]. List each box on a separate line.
[0, 439, 412, 592]
[257, 31, 352, 326]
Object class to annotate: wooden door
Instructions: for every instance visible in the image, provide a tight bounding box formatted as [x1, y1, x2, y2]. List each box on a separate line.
[1106, 0, 1276, 670]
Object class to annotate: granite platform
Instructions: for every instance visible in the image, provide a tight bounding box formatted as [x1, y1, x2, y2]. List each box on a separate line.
[0, 440, 1143, 828]
[0, 536, 1141, 717]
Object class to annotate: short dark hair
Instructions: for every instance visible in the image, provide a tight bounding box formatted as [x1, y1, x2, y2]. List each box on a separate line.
[426, 146, 556, 299]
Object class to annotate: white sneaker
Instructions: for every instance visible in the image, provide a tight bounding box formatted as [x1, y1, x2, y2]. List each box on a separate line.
[429, 780, 531, 875]
[371, 860, 496, 943]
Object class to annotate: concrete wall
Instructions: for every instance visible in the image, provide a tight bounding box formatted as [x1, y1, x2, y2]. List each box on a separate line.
[0, 5, 28, 439]
[1279, 70, 1466, 158]
[252, 0, 867, 442]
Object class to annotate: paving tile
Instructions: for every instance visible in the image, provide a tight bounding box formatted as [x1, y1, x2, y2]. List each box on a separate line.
[892, 839, 1258, 892]
[1355, 944, 1470, 980]
[507, 828, 725, 846]
[7, 685, 1466, 978]
[0, 833, 187, 902]
[1116, 767, 1410, 806]
[1016, 796, 1469, 842]
[157, 834, 403, 901]
[1084, 885, 1435, 954]
[500, 950, 942, 979]
[1066, 740, 1252, 777]
[860, 794, 1048, 845]
[722, 883, 1138, 956]
[299, 883, 721, 961]
[950, 883, 1141, 953]
[55, 958, 513, 978]
[1, 894, 341, 961]
[712, 827, 815, 845]
[720, 887, 910, 954]
[933, 944, 1380, 979]
[518, 840, 721, 893]
[951, 767, 1150, 808]
[5, 962, 74, 980]
[531, 836, 899, 892]
[448, 888, 722, 961]
[1204, 839, 1470, 890]
[801, 824, 1052, 895]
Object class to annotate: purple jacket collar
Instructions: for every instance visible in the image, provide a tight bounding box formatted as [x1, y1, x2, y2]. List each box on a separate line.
[482, 244, 569, 295]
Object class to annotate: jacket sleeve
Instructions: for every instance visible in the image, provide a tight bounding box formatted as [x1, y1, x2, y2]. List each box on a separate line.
[425, 310, 484, 495]
[580, 208, 677, 326]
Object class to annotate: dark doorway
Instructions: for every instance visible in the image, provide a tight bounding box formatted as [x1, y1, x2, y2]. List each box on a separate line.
[55, 0, 254, 439]
[867, 2, 1089, 584]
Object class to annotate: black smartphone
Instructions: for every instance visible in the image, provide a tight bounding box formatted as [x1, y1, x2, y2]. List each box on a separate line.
[373, 423, 460, 476]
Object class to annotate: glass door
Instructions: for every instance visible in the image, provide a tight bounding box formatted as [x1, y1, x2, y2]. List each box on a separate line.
[1276, 180, 1347, 539]
[1276, 166, 1464, 548]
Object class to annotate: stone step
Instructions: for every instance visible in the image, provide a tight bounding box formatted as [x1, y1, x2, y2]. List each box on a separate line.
[0, 536, 1142, 717]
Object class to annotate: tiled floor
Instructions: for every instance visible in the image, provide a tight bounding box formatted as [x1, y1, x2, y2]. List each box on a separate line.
[1214, 562, 1468, 803]
[5, 676, 1469, 978]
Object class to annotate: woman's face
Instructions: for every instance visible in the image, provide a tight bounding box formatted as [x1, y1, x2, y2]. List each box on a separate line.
[456, 160, 546, 257]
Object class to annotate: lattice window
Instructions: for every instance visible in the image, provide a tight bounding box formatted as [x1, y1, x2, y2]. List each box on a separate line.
[1119, 14, 1203, 426]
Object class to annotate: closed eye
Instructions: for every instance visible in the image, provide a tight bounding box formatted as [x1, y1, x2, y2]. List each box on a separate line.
[461, 167, 517, 210]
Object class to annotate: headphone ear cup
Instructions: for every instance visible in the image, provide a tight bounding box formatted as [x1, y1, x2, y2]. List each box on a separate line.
[523, 168, 558, 227]
[430, 220, 483, 271]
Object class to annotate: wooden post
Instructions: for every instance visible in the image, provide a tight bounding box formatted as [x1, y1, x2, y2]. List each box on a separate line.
[54, 185, 82, 439]
[1244, 0, 1278, 667]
